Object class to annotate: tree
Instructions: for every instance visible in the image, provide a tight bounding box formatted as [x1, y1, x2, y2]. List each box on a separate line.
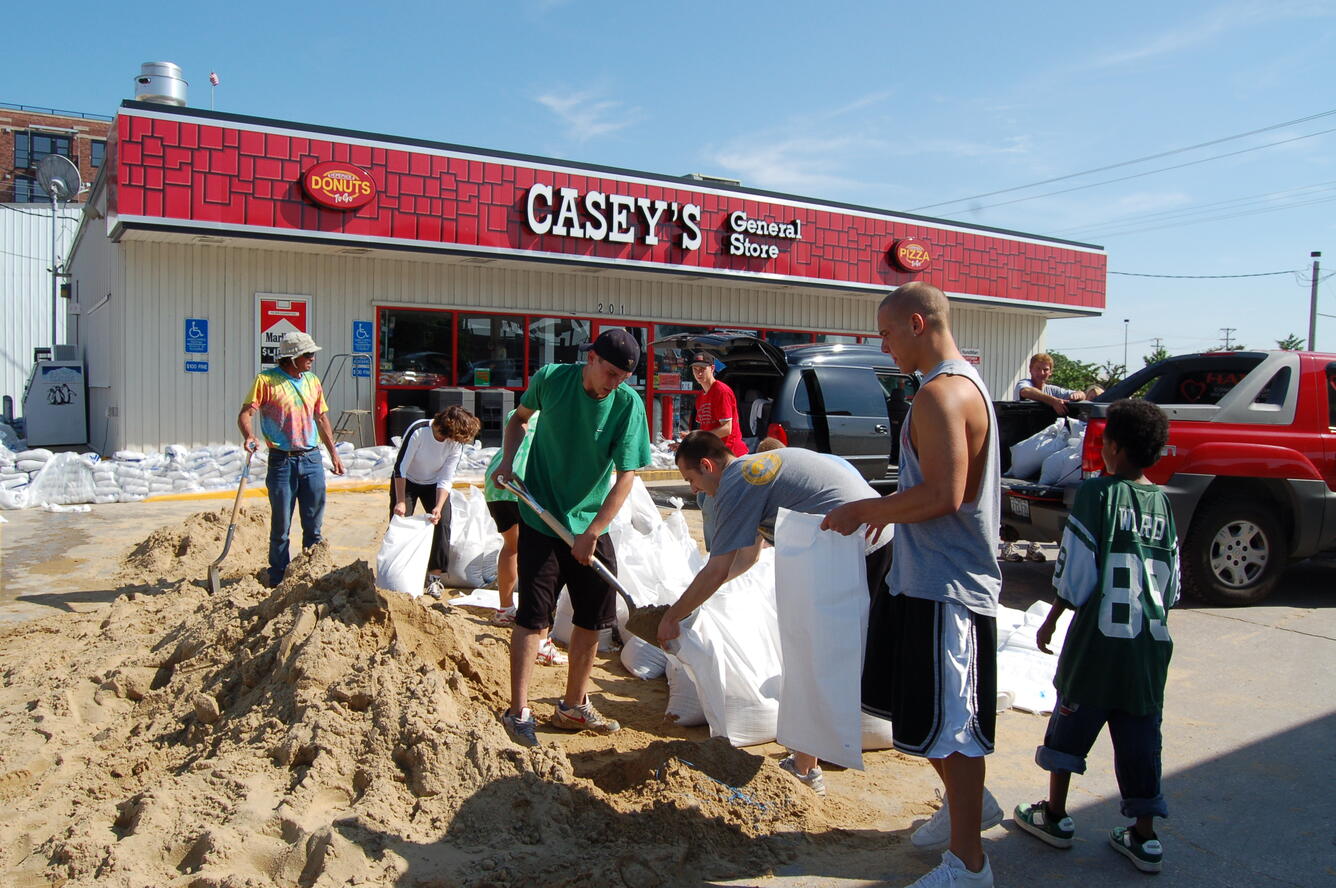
[1095, 361, 1127, 389]
[1047, 351, 1099, 391]
[1276, 333, 1305, 350]
[1143, 345, 1170, 366]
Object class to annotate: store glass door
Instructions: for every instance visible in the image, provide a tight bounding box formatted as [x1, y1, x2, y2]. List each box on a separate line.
[594, 321, 653, 434]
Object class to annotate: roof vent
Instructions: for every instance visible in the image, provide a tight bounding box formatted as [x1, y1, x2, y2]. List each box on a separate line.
[134, 62, 188, 106]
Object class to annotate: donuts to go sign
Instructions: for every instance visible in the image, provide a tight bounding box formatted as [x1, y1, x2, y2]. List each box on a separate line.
[301, 162, 376, 210]
[890, 236, 932, 273]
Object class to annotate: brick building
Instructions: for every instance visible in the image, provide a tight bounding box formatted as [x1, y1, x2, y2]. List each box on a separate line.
[0, 102, 112, 203]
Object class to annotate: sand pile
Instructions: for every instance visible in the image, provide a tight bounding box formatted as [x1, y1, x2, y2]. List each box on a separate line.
[0, 511, 870, 888]
[119, 505, 271, 584]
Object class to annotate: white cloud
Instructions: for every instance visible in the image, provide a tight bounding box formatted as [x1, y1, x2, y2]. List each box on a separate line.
[1088, 0, 1333, 68]
[534, 89, 639, 142]
[706, 136, 868, 193]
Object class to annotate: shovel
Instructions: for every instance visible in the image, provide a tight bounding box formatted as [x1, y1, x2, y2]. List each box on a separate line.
[500, 476, 637, 614]
[207, 449, 255, 595]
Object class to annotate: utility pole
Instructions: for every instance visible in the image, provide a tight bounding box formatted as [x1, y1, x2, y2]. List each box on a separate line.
[1220, 327, 1236, 349]
[1152, 337, 1164, 350]
[1123, 318, 1129, 370]
[1309, 251, 1322, 351]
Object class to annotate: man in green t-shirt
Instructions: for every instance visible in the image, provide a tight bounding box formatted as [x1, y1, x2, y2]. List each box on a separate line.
[491, 328, 652, 747]
[1014, 398, 1179, 875]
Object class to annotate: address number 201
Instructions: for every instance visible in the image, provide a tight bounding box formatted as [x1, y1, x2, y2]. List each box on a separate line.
[596, 303, 626, 314]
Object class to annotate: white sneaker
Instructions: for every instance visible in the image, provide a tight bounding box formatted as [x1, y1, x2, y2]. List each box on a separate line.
[903, 851, 993, 887]
[910, 788, 1004, 849]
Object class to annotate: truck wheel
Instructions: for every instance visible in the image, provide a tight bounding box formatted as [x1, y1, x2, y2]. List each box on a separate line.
[1183, 497, 1287, 606]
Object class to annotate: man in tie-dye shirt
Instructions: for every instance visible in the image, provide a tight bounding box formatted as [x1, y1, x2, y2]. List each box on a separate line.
[238, 332, 345, 585]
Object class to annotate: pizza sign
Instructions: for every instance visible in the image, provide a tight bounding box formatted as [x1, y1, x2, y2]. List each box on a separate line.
[301, 161, 376, 211]
[890, 236, 933, 273]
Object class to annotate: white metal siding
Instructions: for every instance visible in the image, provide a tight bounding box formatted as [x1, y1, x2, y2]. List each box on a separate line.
[0, 205, 79, 408]
[98, 240, 1050, 451]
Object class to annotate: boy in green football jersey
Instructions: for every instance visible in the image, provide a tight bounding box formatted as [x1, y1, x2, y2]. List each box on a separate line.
[1014, 399, 1178, 874]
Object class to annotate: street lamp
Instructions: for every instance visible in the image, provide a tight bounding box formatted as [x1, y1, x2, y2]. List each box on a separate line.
[1123, 319, 1129, 372]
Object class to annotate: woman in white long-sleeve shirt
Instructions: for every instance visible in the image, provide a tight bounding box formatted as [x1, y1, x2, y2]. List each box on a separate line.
[390, 405, 481, 591]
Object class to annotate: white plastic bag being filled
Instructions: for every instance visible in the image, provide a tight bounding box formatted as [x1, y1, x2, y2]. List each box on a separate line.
[673, 548, 782, 747]
[376, 515, 435, 598]
[441, 485, 502, 588]
[773, 508, 870, 770]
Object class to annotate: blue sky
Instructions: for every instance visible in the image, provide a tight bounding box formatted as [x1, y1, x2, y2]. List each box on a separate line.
[8, 0, 1335, 367]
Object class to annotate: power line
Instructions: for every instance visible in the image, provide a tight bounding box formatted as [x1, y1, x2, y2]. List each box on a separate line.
[961, 126, 1336, 214]
[912, 108, 1336, 211]
[1053, 180, 1336, 238]
[1109, 270, 1295, 279]
[1084, 191, 1336, 240]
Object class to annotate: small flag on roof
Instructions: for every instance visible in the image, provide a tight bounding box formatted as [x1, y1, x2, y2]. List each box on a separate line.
[209, 72, 220, 86]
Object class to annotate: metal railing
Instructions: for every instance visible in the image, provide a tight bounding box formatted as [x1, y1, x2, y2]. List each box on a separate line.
[0, 102, 114, 122]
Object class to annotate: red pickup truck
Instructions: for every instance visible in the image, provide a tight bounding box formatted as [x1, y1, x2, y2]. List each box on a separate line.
[1000, 350, 1336, 605]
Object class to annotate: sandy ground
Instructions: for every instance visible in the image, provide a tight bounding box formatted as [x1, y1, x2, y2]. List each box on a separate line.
[0, 488, 950, 888]
[10, 488, 1328, 887]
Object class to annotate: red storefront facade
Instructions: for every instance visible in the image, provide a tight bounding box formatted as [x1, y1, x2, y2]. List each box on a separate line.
[70, 101, 1105, 451]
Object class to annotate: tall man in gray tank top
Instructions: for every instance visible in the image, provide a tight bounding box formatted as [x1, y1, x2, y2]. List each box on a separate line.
[824, 282, 1003, 888]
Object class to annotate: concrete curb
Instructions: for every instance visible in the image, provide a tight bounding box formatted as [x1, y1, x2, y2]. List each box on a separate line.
[140, 468, 683, 504]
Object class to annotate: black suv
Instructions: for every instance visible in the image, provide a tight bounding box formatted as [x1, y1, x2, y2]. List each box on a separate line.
[653, 333, 918, 487]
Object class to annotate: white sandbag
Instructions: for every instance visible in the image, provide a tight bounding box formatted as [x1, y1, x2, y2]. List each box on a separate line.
[1039, 440, 1083, 486]
[2, 476, 27, 490]
[0, 487, 29, 510]
[861, 712, 896, 751]
[93, 493, 119, 504]
[672, 548, 782, 747]
[17, 448, 53, 462]
[376, 514, 435, 598]
[994, 601, 1073, 715]
[773, 509, 869, 771]
[620, 633, 668, 680]
[440, 485, 502, 589]
[16, 459, 46, 473]
[664, 654, 707, 726]
[26, 452, 98, 507]
[551, 588, 619, 652]
[1008, 418, 1073, 480]
[118, 491, 146, 503]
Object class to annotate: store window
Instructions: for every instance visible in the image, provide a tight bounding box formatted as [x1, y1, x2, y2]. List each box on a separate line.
[458, 312, 525, 388]
[15, 131, 71, 169]
[528, 317, 591, 380]
[90, 139, 106, 169]
[816, 333, 861, 345]
[378, 308, 453, 387]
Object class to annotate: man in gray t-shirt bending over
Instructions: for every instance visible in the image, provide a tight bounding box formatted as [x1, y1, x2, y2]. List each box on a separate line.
[658, 430, 893, 797]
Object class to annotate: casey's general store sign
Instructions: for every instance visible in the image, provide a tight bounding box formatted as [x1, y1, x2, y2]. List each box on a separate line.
[109, 103, 1106, 311]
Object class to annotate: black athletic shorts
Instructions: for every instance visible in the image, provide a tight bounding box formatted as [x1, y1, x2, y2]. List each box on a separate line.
[515, 521, 618, 632]
[486, 500, 521, 533]
[862, 590, 997, 757]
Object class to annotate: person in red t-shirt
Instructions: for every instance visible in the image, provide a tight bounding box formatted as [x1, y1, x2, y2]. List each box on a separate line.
[690, 352, 749, 457]
[688, 352, 749, 551]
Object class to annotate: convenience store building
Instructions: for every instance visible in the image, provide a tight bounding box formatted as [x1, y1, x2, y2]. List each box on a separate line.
[67, 100, 1105, 452]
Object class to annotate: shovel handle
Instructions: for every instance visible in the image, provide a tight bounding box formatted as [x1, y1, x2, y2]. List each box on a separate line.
[500, 477, 636, 607]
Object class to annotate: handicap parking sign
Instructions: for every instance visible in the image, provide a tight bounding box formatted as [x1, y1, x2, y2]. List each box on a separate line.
[352, 320, 373, 355]
[185, 318, 209, 354]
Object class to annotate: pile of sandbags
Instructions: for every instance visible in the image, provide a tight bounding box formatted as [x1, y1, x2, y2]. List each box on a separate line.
[1008, 417, 1085, 486]
[0, 440, 407, 510]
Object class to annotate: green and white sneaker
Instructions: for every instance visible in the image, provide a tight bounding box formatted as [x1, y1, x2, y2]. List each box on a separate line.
[1013, 800, 1075, 848]
[1109, 825, 1163, 873]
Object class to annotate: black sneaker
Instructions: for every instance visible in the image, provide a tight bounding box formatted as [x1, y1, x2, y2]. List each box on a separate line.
[1014, 801, 1075, 848]
[1109, 825, 1163, 873]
